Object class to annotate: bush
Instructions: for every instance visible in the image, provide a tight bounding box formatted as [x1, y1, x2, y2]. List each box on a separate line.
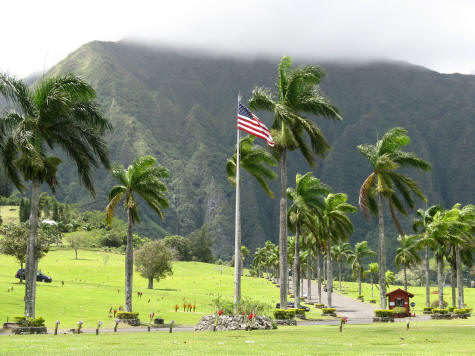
[374, 310, 395, 317]
[448, 306, 455, 312]
[369, 299, 376, 303]
[296, 308, 307, 314]
[431, 300, 448, 308]
[423, 307, 433, 312]
[314, 303, 324, 307]
[392, 307, 407, 314]
[211, 296, 271, 316]
[357, 295, 364, 300]
[273, 309, 296, 320]
[116, 312, 139, 319]
[432, 308, 448, 314]
[14, 316, 45, 327]
[454, 308, 470, 314]
[322, 308, 336, 314]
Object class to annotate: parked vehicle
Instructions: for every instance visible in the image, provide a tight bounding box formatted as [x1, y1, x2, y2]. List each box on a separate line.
[15, 269, 52, 283]
[275, 302, 310, 312]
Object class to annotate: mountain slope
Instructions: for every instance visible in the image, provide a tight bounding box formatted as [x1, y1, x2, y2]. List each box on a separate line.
[45, 41, 475, 261]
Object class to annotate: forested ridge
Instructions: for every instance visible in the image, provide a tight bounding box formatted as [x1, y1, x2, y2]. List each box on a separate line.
[5, 40, 474, 262]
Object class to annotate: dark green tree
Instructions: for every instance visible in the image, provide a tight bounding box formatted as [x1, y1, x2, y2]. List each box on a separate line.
[188, 226, 214, 263]
[358, 127, 431, 308]
[0, 72, 111, 318]
[248, 56, 342, 307]
[106, 155, 169, 312]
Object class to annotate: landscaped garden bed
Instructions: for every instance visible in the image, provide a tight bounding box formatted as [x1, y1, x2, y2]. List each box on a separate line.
[373, 310, 394, 322]
[195, 314, 273, 331]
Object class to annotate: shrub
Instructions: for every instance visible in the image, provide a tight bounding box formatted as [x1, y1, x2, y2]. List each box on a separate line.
[357, 295, 364, 300]
[296, 308, 307, 314]
[14, 316, 45, 327]
[273, 309, 296, 320]
[432, 308, 448, 314]
[211, 296, 271, 316]
[116, 312, 139, 319]
[431, 300, 448, 308]
[448, 306, 455, 312]
[322, 308, 336, 314]
[454, 308, 470, 315]
[423, 307, 433, 312]
[392, 307, 407, 314]
[314, 303, 324, 308]
[374, 310, 395, 317]
[369, 299, 376, 303]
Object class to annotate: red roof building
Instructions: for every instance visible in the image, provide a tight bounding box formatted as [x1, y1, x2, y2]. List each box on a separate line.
[386, 288, 414, 316]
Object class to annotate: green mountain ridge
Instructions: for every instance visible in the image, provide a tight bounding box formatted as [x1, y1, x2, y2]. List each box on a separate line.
[37, 40, 475, 261]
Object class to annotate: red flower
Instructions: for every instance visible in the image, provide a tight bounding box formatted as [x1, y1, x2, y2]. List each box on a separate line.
[242, 312, 246, 315]
[247, 314, 252, 320]
[218, 309, 223, 316]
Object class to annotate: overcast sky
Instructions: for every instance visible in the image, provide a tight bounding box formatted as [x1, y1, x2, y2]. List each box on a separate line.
[2, 0, 475, 77]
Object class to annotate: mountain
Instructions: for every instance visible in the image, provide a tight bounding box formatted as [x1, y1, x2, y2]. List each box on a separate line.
[37, 40, 475, 261]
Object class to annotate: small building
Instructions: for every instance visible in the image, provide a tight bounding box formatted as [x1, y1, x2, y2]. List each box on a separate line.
[386, 288, 414, 316]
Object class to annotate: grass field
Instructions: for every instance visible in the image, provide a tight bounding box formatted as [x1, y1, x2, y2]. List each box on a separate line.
[332, 280, 475, 313]
[0, 206, 19, 225]
[1, 320, 474, 355]
[0, 249, 330, 330]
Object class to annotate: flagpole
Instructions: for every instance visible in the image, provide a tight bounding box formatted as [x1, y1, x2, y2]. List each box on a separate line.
[234, 92, 242, 310]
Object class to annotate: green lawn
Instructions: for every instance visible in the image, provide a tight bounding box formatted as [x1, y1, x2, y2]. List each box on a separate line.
[0, 249, 328, 330]
[0, 205, 19, 225]
[1, 320, 474, 355]
[333, 280, 475, 313]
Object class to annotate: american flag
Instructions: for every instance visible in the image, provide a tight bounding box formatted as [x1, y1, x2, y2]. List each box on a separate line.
[237, 103, 274, 147]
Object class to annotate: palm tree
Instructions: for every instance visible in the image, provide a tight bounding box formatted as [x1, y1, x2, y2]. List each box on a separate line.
[412, 205, 442, 307]
[395, 235, 422, 291]
[252, 247, 266, 277]
[331, 241, 352, 292]
[320, 193, 357, 307]
[287, 172, 329, 306]
[0, 73, 111, 318]
[106, 155, 169, 312]
[240, 245, 250, 276]
[358, 127, 431, 308]
[348, 241, 376, 296]
[227, 134, 277, 306]
[249, 56, 342, 308]
[365, 262, 379, 299]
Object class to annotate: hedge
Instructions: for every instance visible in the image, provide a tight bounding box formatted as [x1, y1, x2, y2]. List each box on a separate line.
[322, 308, 336, 314]
[423, 307, 433, 312]
[314, 303, 324, 307]
[296, 308, 307, 314]
[14, 316, 45, 327]
[432, 308, 449, 314]
[116, 312, 139, 319]
[448, 306, 455, 312]
[273, 309, 296, 320]
[392, 307, 407, 314]
[454, 308, 471, 315]
[374, 310, 394, 317]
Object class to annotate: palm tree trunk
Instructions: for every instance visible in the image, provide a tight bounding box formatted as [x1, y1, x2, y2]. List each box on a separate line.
[25, 177, 41, 318]
[279, 148, 288, 309]
[358, 269, 362, 296]
[307, 251, 311, 302]
[125, 207, 134, 312]
[338, 262, 342, 292]
[425, 245, 430, 308]
[450, 263, 456, 308]
[437, 249, 444, 309]
[403, 265, 407, 291]
[20, 261, 24, 284]
[455, 245, 464, 309]
[377, 192, 387, 309]
[371, 276, 374, 298]
[327, 237, 333, 307]
[294, 225, 300, 306]
[148, 277, 153, 289]
[317, 251, 322, 304]
[75, 247, 78, 260]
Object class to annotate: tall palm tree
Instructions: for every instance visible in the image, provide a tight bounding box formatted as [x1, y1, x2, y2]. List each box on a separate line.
[358, 127, 431, 308]
[348, 241, 376, 296]
[412, 205, 442, 307]
[227, 134, 277, 305]
[320, 193, 357, 307]
[106, 155, 169, 312]
[249, 56, 342, 308]
[0, 73, 111, 318]
[395, 235, 422, 291]
[287, 172, 329, 306]
[365, 262, 379, 299]
[252, 247, 266, 277]
[240, 245, 250, 276]
[331, 241, 353, 292]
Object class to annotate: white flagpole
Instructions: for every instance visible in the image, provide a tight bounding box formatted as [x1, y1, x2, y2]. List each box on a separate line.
[234, 92, 242, 309]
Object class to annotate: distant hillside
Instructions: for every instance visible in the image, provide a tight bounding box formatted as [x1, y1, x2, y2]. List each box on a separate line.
[36, 40, 475, 261]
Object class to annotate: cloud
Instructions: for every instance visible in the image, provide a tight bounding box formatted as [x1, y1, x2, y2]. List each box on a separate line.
[2, 0, 475, 77]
